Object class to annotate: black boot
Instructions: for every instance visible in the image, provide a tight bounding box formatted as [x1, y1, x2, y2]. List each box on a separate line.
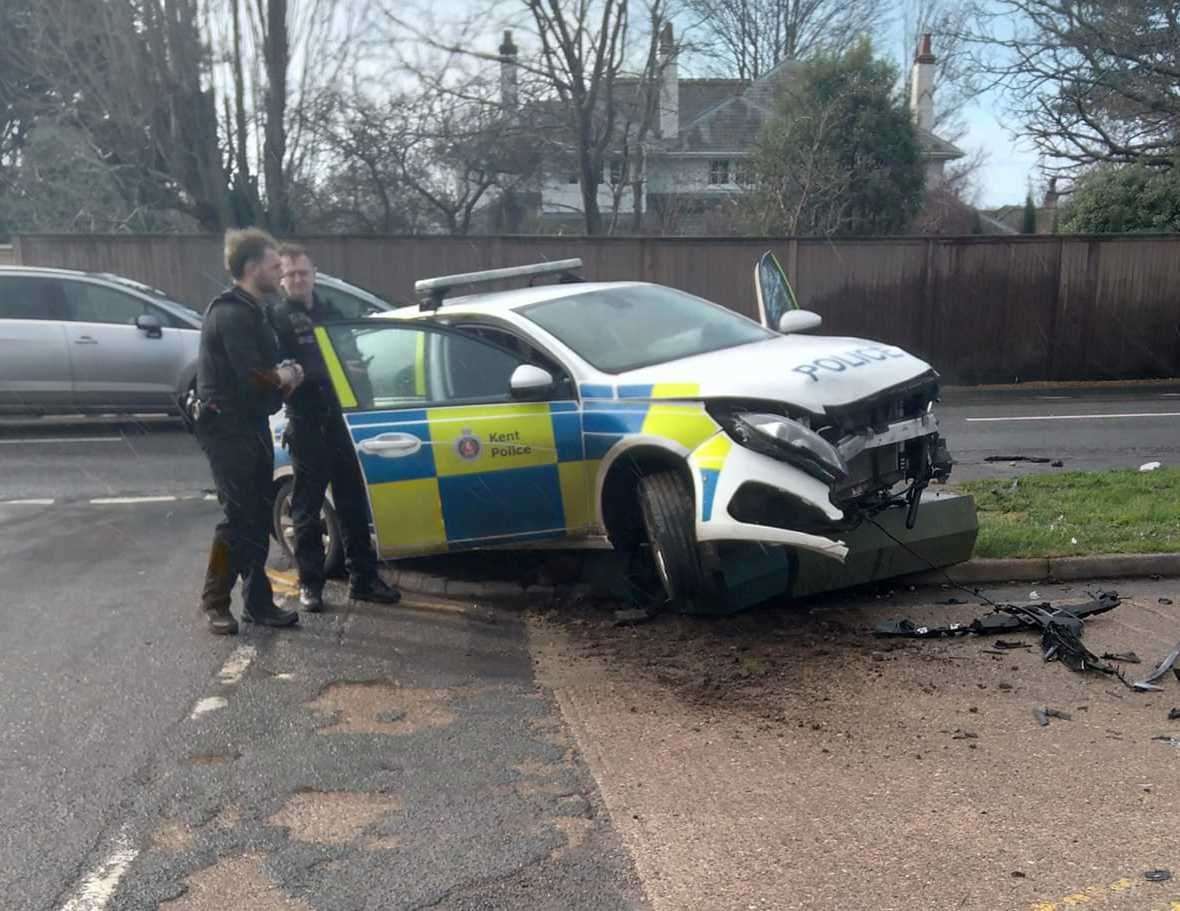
[349, 574, 401, 604]
[205, 609, 239, 636]
[242, 603, 300, 627]
[299, 585, 324, 613]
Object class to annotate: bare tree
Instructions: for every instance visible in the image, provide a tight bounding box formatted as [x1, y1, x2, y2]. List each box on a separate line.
[900, 0, 979, 142]
[684, 0, 887, 80]
[965, 0, 1180, 175]
[19, 0, 229, 229]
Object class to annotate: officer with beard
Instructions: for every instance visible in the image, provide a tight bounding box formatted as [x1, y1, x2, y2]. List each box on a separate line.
[195, 228, 304, 635]
[270, 243, 401, 613]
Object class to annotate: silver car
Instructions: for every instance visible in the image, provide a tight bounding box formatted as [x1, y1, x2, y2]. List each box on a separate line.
[0, 267, 204, 415]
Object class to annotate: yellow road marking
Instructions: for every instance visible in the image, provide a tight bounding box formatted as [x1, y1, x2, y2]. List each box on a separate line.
[1029, 874, 1180, 911]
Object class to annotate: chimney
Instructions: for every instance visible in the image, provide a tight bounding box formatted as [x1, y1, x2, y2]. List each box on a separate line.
[910, 32, 935, 133]
[658, 22, 678, 140]
[499, 30, 519, 110]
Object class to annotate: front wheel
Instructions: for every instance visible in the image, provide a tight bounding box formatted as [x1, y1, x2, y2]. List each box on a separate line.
[272, 478, 345, 578]
[637, 470, 712, 611]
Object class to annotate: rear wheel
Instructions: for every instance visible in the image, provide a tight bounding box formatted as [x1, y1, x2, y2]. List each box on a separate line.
[637, 470, 711, 611]
[272, 478, 345, 578]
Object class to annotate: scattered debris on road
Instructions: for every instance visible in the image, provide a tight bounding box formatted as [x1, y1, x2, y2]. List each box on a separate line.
[1140, 461, 1162, 472]
[1144, 869, 1173, 882]
[1168, 708, 1180, 721]
[874, 592, 1121, 640]
[994, 640, 1031, 650]
[1102, 651, 1142, 664]
[1132, 640, 1180, 692]
[1035, 706, 1073, 726]
[985, 455, 1054, 464]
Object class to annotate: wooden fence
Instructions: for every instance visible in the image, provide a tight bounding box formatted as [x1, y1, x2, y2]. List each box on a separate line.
[13, 233, 1180, 385]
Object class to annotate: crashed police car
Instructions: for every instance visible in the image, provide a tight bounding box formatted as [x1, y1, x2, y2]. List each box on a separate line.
[271, 253, 956, 609]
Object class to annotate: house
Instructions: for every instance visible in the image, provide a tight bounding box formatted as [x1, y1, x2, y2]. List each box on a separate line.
[982, 180, 1064, 234]
[489, 27, 965, 234]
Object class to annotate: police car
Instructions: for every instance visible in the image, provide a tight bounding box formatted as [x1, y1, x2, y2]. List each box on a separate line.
[271, 254, 953, 607]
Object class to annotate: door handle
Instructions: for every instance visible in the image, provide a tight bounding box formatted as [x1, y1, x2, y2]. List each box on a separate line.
[74, 336, 99, 345]
[357, 433, 422, 458]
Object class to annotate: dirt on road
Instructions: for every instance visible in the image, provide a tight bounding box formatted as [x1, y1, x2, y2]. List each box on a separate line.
[530, 580, 1180, 911]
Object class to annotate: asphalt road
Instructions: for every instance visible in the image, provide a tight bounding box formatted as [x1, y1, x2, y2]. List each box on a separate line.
[0, 499, 643, 911]
[2, 391, 1180, 502]
[3, 389, 1180, 910]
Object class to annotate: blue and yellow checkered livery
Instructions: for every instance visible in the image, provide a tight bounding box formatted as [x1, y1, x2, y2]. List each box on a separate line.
[345, 402, 594, 555]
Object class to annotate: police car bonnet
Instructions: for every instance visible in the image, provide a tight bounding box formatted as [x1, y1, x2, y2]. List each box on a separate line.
[620, 333, 935, 412]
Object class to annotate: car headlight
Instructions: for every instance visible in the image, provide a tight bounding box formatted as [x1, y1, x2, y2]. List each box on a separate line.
[724, 412, 849, 484]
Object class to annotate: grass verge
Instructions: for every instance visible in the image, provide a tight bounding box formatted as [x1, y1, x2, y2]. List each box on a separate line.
[957, 468, 1180, 559]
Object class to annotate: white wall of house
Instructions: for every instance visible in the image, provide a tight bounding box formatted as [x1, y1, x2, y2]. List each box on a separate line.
[925, 159, 947, 185]
[540, 173, 643, 215]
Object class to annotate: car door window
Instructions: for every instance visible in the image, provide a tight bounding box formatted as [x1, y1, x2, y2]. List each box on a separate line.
[0, 277, 70, 320]
[323, 324, 527, 410]
[65, 282, 166, 326]
[452, 323, 574, 399]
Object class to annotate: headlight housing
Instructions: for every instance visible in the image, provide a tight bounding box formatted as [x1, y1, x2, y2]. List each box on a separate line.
[718, 411, 849, 484]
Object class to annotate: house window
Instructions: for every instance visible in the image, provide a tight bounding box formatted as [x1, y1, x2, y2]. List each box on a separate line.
[708, 159, 731, 186]
[735, 160, 755, 187]
[609, 160, 626, 186]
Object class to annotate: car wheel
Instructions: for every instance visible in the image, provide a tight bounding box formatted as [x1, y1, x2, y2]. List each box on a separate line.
[271, 478, 345, 578]
[637, 470, 711, 610]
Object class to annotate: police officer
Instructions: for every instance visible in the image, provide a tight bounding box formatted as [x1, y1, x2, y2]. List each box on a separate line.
[196, 228, 303, 635]
[271, 243, 401, 612]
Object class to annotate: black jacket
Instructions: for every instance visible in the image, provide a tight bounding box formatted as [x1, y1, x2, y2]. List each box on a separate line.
[197, 286, 283, 423]
[268, 293, 345, 419]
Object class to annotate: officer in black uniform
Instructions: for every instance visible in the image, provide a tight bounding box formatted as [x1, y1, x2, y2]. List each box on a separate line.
[271, 243, 401, 612]
[195, 228, 303, 635]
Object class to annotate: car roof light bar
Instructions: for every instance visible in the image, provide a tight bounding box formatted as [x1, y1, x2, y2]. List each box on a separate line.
[415, 258, 584, 311]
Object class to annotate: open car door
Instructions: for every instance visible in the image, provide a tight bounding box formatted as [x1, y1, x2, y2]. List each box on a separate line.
[754, 251, 800, 330]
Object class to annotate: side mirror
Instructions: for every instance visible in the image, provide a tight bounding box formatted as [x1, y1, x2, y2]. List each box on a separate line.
[136, 314, 163, 338]
[778, 309, 822, 335]
[510, 364, 555, 400]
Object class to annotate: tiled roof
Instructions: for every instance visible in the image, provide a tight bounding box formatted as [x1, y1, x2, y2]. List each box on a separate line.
[651, 61, 964, 161]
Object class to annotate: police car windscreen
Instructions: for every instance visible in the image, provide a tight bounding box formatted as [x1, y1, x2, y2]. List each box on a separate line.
[520, 286, 773, 373]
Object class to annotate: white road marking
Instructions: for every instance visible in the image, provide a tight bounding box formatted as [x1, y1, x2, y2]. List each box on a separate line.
[966, 412, 1180, 423]
[0, 498, 55, 505]
[217, 645, 257, 685]
[57, 824, 138, 911]
[0, 436, 122, 445]
[89, 496, 177, 505]
[189, 696, 228, 719]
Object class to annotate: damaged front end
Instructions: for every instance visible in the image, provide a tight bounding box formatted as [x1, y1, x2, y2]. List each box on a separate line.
[693, 372, 954, 561]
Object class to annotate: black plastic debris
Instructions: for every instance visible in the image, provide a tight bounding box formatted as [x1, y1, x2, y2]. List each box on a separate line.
[1169, 708, 1180, 721]
[874, 592, 1121, 639]
[995, 640, 1031, 650]
[1102, 651, 1142, 664]
[1144, 869, 1173, 882]
[1051, 460, 1065, 468]
[1035, 706, 1072, 726]
[1151, 736, 1180, 747]
[984, 455, 1053, 463]
[1160, 598, 1174, 606]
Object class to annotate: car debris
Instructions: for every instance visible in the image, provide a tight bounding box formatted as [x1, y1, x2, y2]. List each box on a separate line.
[1132, 640, 1180, 692]
[1144, 869, 1173, 882]
[1168, 708, 1180, 721]
[995, 640, 1031, 650]
[1035, 706, 1073, 726]
[984, 455, 1053, 464]
[1102, 651, 1142, 664]
[1151, 736, 1180, 747]
[874, 591, 1121, 639]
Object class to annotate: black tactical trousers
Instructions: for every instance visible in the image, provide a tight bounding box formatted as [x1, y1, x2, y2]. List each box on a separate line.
[287, 410, 376, 591]
[197, 415, 276, 617]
